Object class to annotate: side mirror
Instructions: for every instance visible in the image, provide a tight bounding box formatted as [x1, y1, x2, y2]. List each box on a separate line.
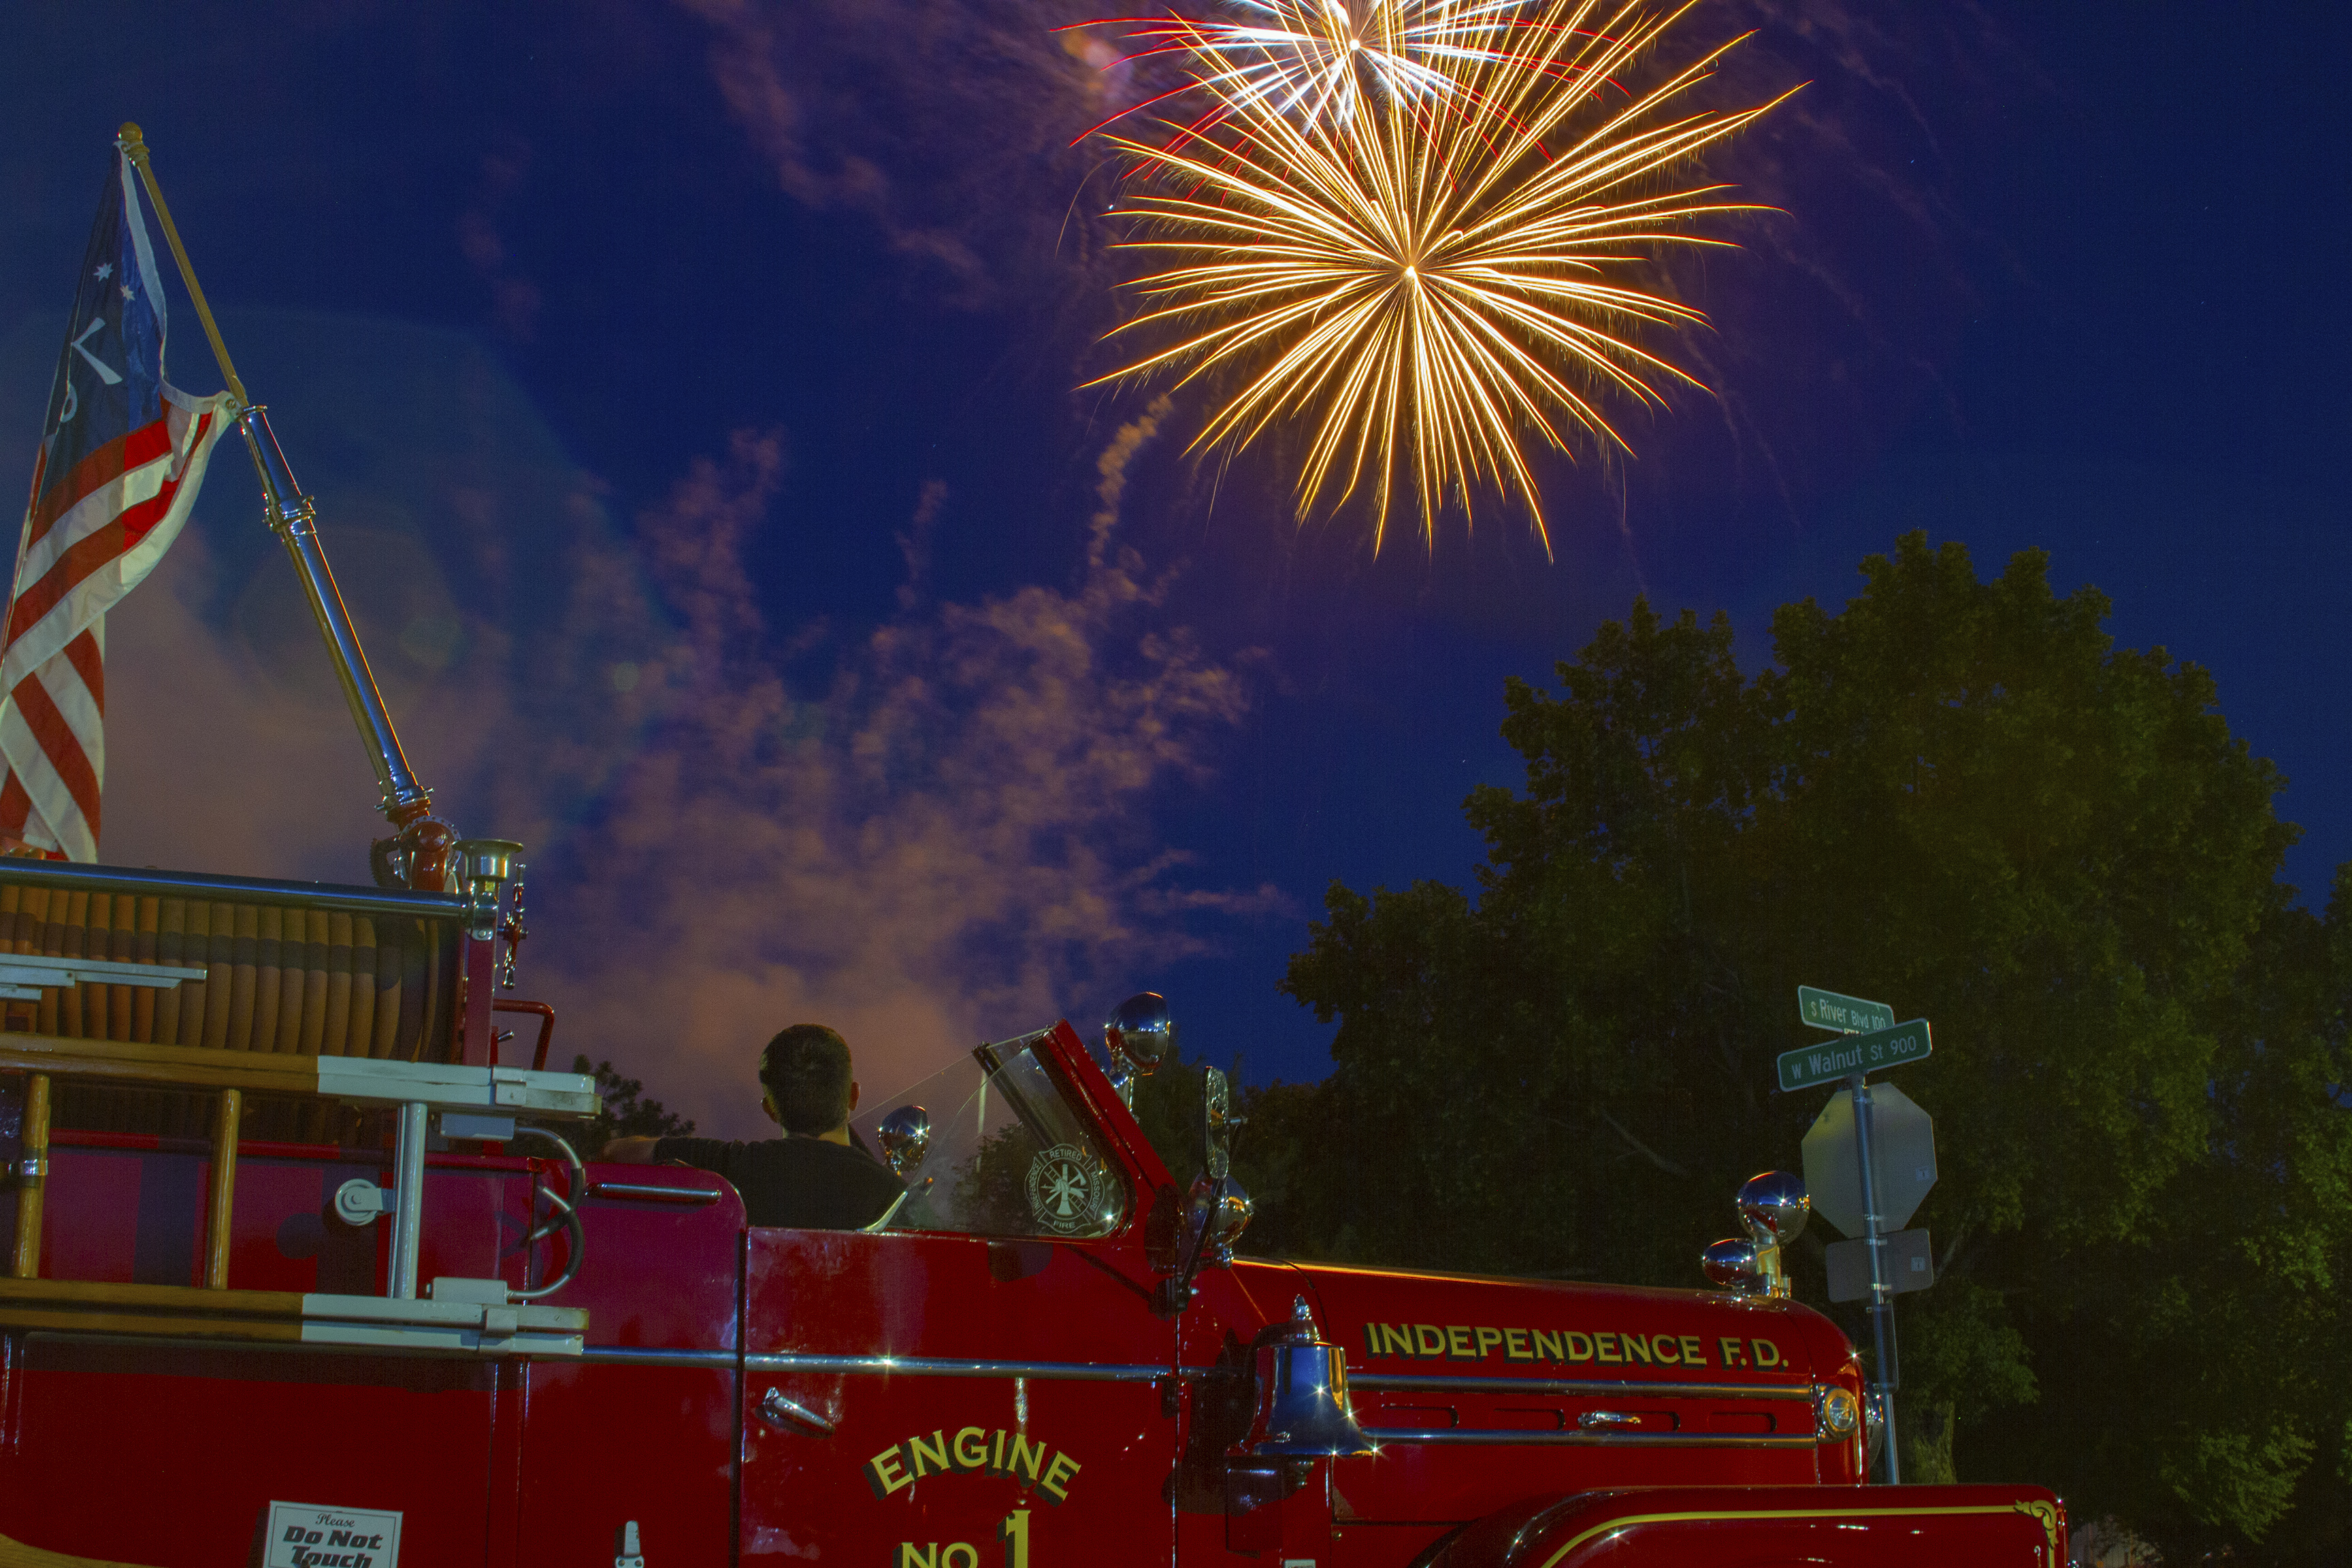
[1105, 991, 1177, 1109]
[877, 1105, 932, 1178]
[1158, 1064, 1251, 1314]
[1202, 1064, 1235, 1181]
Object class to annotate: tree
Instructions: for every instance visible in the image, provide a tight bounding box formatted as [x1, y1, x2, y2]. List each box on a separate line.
[568, 1054, 697, 1156]
[1281, 534, 2352, 1553]
[1130, 1051, 1330, 1255]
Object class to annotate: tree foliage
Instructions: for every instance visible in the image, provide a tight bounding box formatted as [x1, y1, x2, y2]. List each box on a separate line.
[568, 1054, 697, 1156]
[1279, 534, 2352, 1553]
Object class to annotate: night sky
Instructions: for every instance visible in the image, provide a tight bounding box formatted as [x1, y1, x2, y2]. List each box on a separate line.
[1, 3, 2343, 1138]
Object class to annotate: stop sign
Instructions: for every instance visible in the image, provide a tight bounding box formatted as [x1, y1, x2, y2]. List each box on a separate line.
[1801, 1083, 1937, 1237]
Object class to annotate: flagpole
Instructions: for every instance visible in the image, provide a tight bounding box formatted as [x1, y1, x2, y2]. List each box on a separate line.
[108, 123, 451, 892]
[114, 125, 247, 408]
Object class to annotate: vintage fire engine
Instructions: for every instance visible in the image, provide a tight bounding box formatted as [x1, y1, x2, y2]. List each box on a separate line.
[0, 131, 2066, 1568]
[0, 906, 2070, 1568]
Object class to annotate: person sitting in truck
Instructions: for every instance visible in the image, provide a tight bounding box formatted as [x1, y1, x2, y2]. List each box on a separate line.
[603, 1023, 904, 1229]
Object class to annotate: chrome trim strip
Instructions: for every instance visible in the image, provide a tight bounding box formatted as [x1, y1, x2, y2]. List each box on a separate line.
[746, 1352, 1171, 1382]
[579, 1347, 1215, 1381]
[587, 1181, 723, 1205]
[1362, 1428, 1818, 1448]
[1354, 1373, 1818, 1403]
[578, 1346, 736, 1368]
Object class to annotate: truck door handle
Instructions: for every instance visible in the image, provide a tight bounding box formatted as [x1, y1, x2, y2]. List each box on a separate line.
[1578, 1410, 1641, 1432]
[759, 1387, 836, 1436]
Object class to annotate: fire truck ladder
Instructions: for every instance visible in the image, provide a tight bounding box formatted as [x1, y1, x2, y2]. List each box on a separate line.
[0, 862, 598, 1359]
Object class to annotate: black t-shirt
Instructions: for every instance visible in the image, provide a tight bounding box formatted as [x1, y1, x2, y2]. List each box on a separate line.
[653, 1133, 904, 1230]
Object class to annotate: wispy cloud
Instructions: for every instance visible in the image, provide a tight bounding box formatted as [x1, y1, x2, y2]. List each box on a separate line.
[670, 0, 1116, 308]
[542, 397, 1271, 1127]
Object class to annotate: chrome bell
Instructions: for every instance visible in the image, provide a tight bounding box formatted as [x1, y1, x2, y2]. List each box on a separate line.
[877, 1105, 932, 1179]
[1105, 991, 1176, 1108]
[1245, 1296, 1376, 1458]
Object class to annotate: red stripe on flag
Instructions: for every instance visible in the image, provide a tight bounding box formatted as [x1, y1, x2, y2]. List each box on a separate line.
[7, 423, 197, 648]
[8, 519, 127, 646]
[20, 448, 46, 532]
[8, 670, 99, 845]
[125, 406, 214, 553]
[61, 630, 102, 719]
[0, 772, 29, 841]
[27, 420, 174, 546]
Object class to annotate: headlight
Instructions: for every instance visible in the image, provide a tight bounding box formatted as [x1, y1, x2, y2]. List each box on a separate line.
[1815, 1384, 1860, 1438]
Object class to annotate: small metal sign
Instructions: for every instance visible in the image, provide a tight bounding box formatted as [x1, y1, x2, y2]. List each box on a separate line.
[1801, 1083, 1938, 1235]
[1825, 1228, 1935, 1303]
[1797, 985, 1895, 1036]
[1776, 1017, 1931, 1093]
[265, 1501, 401, 1568]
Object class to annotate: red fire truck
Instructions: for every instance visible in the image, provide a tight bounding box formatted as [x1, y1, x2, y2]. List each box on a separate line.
[0, 129, 2066, 1568]
[0, 860, 2065, 1567]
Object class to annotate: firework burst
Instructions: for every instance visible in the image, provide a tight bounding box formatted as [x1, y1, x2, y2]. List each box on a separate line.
[1090, 0, 1790, 552]
[1081, 1, 1554, 133]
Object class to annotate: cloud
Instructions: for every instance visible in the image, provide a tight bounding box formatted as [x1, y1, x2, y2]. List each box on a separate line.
[455, 135, 542, 338]
[669, 0, 1116, 308]
[86, 312, 1266, 1138]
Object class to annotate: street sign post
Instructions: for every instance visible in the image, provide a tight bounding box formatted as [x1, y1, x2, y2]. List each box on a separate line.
[1797, 985, 1895, 1036]
[1778, 1002, 1937, 1485]
[1776, 1018, 1931, 1093]
[1848, 1073, 1900, 1482]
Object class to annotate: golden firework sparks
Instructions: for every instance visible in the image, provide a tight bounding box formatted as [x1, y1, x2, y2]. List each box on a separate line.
[1090, 0, 1791, 553]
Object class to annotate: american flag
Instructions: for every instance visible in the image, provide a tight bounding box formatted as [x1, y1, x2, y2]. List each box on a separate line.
[1, 153, 237, 861]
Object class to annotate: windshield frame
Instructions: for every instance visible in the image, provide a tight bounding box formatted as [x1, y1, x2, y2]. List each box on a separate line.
[850, 1021, 1170, 1245]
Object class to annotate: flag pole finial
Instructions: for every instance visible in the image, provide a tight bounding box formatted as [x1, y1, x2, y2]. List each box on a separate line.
[113, 123, 247, 408]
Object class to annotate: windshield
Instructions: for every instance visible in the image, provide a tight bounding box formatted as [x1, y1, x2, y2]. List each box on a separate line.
[849, 1030, 1128, 1239]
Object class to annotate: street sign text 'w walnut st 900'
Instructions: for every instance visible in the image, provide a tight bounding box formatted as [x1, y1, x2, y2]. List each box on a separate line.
[1775, 1018, 1932, 1093]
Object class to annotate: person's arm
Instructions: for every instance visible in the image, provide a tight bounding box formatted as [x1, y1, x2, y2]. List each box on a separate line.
[604, 1136, 662, 1164]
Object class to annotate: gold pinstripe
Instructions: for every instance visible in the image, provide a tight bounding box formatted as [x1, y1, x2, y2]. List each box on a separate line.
[1531, 1500, 2057, 1568]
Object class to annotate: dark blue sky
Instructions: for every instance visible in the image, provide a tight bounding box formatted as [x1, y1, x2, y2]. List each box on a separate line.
[2, 2, 2344, 1121]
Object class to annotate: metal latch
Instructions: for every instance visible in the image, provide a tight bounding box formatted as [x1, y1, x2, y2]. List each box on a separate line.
[1578, 1409, 1642, 1433]
[757, 1386, 836, 1436]
[614, 1520, 644, 1568]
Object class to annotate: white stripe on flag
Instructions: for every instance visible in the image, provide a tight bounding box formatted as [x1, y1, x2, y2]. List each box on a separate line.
[0, 688, 87, 861]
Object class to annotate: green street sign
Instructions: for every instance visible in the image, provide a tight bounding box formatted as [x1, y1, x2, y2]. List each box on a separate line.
[1776, 1018, 1932, 1092]
[1797, 985, 1895, 1036]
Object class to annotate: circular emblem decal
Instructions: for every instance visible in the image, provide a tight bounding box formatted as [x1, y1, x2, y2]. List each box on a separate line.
[1026, 1143, 1098, 1235]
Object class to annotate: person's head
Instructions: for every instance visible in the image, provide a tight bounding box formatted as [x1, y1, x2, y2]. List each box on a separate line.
[758, 1024, 860, 1137]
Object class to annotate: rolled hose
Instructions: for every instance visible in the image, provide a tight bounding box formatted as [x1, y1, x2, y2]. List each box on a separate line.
[508, 1125, 585, 1301]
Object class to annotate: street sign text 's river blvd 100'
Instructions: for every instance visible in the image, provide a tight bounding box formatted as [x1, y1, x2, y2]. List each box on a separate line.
[1775, 1018, 1932, 1093]
[1796, 985, 1895, 1036]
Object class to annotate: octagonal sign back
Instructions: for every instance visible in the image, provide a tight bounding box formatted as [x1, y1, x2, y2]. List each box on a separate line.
[1801, 1083, 1937, 1237]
